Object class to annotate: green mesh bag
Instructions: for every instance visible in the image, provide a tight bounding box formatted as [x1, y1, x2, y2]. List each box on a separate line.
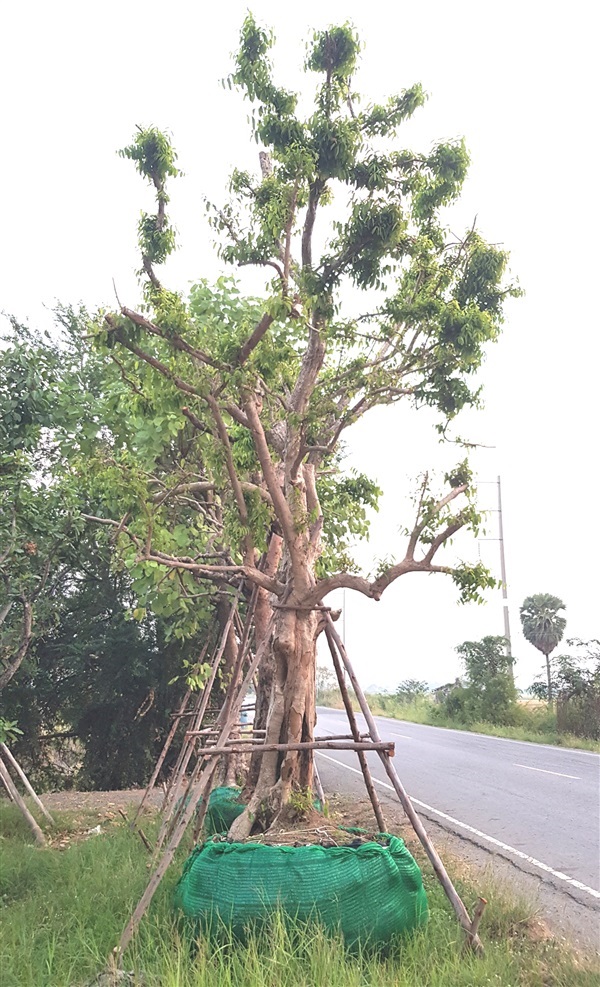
[174, 834, 428, 945]
[203, 786, 246, 835]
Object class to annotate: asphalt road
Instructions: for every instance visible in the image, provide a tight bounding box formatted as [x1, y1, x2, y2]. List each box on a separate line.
[315, 708, 600, 910]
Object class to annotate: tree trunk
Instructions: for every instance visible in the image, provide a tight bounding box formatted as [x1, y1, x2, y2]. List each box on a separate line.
[247, 535, 283, 790]
[545, 653, 553, 704]
[229, 601, 319, 837]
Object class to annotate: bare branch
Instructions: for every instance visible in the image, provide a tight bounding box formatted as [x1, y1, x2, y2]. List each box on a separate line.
[151, 481, 215, 506]
[205, 394, 254, 565]
[236, 313, 274, 366]
[141, 551, 284, 596]
[181, 406, 210, 435]
[121, 307, 221, 370]
[105, 317, 203, 399]
[243, 392, 296, 549]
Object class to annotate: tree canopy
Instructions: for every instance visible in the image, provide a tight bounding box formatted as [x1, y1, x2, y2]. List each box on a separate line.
[2, 16, 519, 820]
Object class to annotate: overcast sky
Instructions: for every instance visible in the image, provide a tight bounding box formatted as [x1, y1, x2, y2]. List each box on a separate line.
[1, 0, 597, 690]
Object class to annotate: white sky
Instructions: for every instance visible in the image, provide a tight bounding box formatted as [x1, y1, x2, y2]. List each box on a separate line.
[1, 0, 597, 690]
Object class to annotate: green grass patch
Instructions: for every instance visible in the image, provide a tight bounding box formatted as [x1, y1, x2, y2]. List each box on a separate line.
[1, 803, 598, 986]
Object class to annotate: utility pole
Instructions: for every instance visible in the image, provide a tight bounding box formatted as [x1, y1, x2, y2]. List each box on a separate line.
[477, 476, 513, 676]
[496, 475, 512, 659]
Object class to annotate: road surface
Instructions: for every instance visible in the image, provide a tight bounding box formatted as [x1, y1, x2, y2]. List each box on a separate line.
[315, 707, 600, 936]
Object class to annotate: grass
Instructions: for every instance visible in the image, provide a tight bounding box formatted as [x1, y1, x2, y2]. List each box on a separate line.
[1, 802, 598, 986]
[319, 691, 600, 752]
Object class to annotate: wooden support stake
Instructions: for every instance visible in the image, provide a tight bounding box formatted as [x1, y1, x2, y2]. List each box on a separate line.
[325, 614, 484, 954]
[116, 615, 272, 961]
[0, 743, 54, 824]
[0, 755, 46, 846]
[160, 638, 212, 811]
[469, 897, 487, 943]
[190, 740, 395, 756]
[313, 759, 326, 807]
[133, 687, 192, 826]
[324, 627, 387, 833]
[156, 604, 238, 851]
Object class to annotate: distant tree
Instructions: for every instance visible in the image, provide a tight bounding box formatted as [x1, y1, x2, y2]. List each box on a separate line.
[443, 635, 517, 725]
[316, 665, 337, 702]
[530, 639, 600, 741]
[395, 679, 429, 703]
[520, 594, 566, 702]
[456, 635, 514, 685]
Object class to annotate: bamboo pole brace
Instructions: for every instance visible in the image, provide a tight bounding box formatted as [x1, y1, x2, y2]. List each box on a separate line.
[160, 637, 212, 810]
[116, 613, 272, 961]
[133, 687, 192, 826]
[160, 687, 204, 808]
[156, 605, 237, 848]
[191, 761, 220, 843]
[195, 726, 266, 737]
[189, 731, 363, 744]
[0, 743, 54, 824]
[324, 614, 484, 954]
[469, 897, 487, 942]
[192, 740, 395, 756]
[0, 755, 46, 846]
[156, 589, 257, 853]
[154, 610, 255, 853]
[324, 626, 387, 833]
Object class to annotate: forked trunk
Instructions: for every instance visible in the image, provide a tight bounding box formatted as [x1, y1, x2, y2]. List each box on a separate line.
[229, 602, 319, 838]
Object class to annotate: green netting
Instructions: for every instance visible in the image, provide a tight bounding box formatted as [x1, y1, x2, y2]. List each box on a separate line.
[203, 786, 245, 836]
[174, 834, 428, 945]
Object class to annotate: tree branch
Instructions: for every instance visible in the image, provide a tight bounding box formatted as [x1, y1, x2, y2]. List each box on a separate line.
[121, 308, 221, 370]
[0, 598, 33, 691]
[242, 391, 296, 550]
[140, 551, 283, 595]
[105, 317, 204, 399]
[302, 180, 325, 268]
[236, 313, 274, 366]
[205, 394, 254, 565]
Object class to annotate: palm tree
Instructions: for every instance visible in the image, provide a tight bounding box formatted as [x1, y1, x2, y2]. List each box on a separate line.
[520, 594, 566, 702]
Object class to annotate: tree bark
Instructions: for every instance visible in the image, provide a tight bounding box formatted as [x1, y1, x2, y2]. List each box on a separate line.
[545, 653, 553, 704]
[229, 600, 319, 837]
[248, 535, 282, 790]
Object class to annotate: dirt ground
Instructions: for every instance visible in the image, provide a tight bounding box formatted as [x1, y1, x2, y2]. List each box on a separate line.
[41, 788, 163, 814]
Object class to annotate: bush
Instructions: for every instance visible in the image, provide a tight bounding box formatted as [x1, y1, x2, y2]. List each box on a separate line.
[436, 675, 517, 727]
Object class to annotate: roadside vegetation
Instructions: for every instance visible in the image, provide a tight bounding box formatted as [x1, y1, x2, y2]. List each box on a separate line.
[1, 802, 598, 987]
[317, 634, 600, 753]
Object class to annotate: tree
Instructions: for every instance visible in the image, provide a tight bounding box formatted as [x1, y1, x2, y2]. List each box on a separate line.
[456, 635, 514, 685]
[316, 664, 337, 701]
[444, 635, 517, 725]
[520, 594, 566, 702]
[395, 679, 429, 703]
[1, 321, 223, 788]
[529, 638, 600, 739]
[0, 327, 86, 693]
[78, 17, 517, 832]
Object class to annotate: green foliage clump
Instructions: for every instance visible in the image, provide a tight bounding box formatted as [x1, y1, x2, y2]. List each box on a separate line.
[395, 680, 429, 704]
[530, 639, 600, 739]
[437, 636, 517, 726]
